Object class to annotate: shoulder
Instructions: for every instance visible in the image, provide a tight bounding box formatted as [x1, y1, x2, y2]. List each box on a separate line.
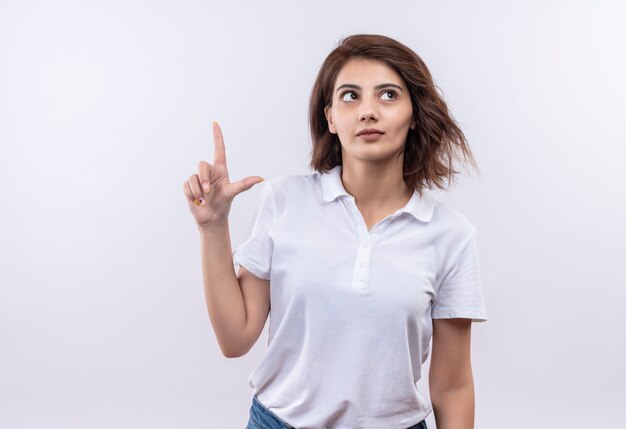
[262, 170, 319, 198]
[428, 199, 481, 277]
[430, 198, 478, 243]
[253, 171, 320, 214]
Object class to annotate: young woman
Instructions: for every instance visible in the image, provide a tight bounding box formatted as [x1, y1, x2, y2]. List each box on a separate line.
[183, 34, 487, 429]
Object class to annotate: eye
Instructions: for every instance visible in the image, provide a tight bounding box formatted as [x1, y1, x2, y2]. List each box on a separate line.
[381, 90, 398, 100]
[339, 89, 398, 102]
[340, 91, 357, 102]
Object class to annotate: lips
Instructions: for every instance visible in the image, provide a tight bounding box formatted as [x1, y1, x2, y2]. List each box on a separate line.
[357, 128, 384, 136]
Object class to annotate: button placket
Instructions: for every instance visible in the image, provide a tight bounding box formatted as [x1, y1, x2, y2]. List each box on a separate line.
[341, 197, 405, 288]
[368, 220, 388, 247]
[342, 197, 375, 288]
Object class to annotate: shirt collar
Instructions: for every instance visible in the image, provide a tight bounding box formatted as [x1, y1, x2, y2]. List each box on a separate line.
[319, 165, 435, 222]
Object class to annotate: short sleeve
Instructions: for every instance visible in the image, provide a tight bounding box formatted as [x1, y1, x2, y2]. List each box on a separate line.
[232, 181, 276, 280]
[432, 230, 488, 322]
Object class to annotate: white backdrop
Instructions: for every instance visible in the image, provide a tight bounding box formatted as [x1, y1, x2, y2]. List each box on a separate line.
[1, 1, 625, 428]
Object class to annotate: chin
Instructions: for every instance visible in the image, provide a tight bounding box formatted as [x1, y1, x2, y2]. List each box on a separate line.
[351, 149, 399, 162]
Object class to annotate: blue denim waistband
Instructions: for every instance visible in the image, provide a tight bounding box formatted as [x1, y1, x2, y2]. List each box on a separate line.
[247, 395, 428, 429]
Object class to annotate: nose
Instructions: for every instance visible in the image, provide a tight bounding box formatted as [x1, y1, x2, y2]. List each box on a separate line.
[358, 97, 379, 122]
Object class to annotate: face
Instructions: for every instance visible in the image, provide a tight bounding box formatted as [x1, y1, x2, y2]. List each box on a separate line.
[324, 58, 415, 163]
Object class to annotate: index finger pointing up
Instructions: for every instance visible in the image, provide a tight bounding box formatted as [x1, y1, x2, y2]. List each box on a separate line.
[212, 121, 227, 168]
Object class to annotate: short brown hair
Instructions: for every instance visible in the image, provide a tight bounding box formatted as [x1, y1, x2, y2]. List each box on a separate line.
[308, 34, 479, 197]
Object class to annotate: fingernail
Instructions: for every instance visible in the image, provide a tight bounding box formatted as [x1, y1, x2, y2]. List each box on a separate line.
[258, 177, 264, 182]
[193, 199, 201, 206]
[202, 182, 209, 192]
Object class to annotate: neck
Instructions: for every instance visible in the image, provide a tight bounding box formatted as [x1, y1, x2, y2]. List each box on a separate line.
[339, 158, 413, 210]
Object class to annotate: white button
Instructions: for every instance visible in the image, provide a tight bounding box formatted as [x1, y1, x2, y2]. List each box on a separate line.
[360, 260, 367, 267]
[362, 242, 369, 248]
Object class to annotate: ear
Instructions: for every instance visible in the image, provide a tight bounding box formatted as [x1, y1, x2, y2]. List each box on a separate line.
[410, 119, 416, 130]
[324, 105, 336, 134]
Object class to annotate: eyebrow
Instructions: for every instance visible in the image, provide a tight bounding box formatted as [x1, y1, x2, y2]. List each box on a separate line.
[335, 83, 404, 93]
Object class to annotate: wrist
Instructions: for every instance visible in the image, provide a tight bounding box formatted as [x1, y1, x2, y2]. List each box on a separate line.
[198, 221, 229, 235]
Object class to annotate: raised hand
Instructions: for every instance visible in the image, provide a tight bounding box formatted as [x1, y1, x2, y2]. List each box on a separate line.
[183, 121, 264, 229]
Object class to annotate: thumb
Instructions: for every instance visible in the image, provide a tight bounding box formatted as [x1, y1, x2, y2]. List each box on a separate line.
[230, 176, 265, 197]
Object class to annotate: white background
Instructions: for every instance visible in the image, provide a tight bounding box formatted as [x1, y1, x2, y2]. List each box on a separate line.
[1, 1, 625, 428]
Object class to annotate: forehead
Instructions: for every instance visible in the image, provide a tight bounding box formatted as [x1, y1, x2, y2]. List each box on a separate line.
[334, 58, 406, 89]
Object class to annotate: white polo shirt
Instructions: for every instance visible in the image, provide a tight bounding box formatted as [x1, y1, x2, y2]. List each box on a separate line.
[232, 165, 487, 429]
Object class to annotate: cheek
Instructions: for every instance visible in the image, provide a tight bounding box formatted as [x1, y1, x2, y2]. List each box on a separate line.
[333, 116, 352, 132]
[391, 101, 413, 118]
[393, 112, 414, 131]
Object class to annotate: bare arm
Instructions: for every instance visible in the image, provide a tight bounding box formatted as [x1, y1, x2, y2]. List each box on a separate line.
[183, 121, 266, 358]
[198, 222, 247, 358]
[197, 223, 271, 358]
[429, 318, 475, 429]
